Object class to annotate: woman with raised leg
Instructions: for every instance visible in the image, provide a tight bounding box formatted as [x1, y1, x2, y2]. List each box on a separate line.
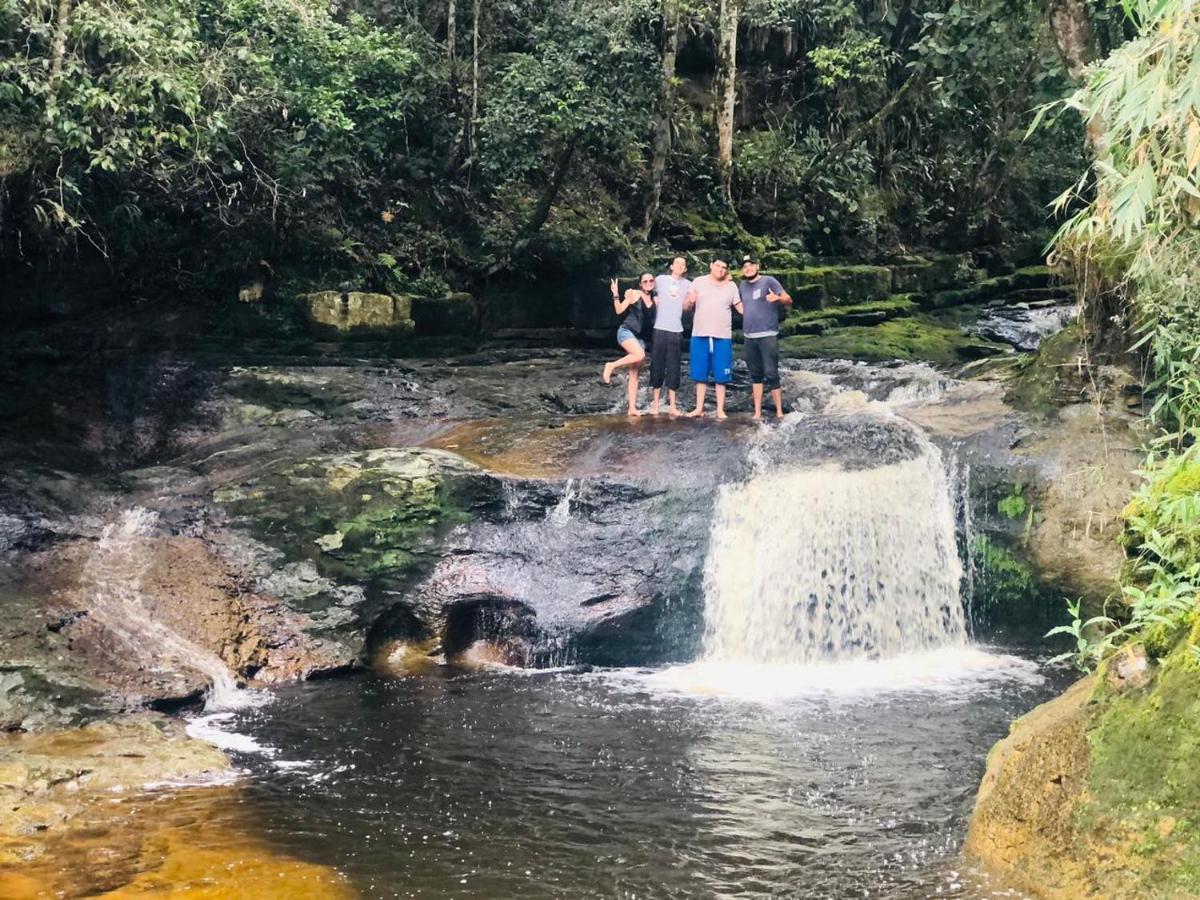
[602, 275, 656, 416]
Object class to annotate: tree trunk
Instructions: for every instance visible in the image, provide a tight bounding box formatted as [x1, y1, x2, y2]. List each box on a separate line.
[468, 0, 481, 167]
[485, 138, 577, 277]
[445, 0, 461, 171]
[714, 0, 738, 210]
[1046, 0, 1106, 152]
[640, 0, 682, 240]
[50, 0, 72, 87]
[1047, 0, 1100, 79]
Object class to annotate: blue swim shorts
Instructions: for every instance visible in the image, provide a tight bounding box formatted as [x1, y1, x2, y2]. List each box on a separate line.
[689, 336, 733, 384]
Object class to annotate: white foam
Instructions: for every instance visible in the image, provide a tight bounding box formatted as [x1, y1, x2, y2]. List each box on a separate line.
[186, 712, 276, 756]
[603, 647, 1043, 703]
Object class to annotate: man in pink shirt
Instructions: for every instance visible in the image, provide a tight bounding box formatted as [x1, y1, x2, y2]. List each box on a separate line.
[684, 259, 744, 419]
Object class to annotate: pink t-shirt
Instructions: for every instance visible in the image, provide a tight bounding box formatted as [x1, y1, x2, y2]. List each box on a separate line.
[689, 275, 740, 339]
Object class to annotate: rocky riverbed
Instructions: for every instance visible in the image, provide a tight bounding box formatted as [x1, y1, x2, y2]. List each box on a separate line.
[0, 289, 1144, 895]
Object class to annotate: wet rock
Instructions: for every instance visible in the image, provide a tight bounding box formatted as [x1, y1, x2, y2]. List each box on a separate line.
[371, 638, 439, 677]
[0, 716, 229, 859]
[3, 528, 354, 718]
[968, 303, 1077, 351]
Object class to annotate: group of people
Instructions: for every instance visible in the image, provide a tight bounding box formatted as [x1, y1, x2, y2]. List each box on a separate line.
[602, 255, 792, 420]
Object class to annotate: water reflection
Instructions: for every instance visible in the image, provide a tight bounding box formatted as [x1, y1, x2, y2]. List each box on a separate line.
[205, 662, 1063, 899]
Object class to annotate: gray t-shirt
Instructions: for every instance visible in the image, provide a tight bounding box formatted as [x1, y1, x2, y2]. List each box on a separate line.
[738, 275, 786, 337]
[653, 275, 691, 333]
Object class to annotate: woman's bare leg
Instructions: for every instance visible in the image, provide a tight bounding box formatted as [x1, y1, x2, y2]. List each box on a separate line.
[603, 339, 645, 384]
[627, 363, 644, 416]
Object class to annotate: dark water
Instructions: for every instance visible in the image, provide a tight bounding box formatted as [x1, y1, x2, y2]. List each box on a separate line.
[213, 653, 1067, 899]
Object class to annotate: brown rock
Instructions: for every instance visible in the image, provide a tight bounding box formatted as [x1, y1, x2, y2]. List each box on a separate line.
[965, 677, 1097, 898]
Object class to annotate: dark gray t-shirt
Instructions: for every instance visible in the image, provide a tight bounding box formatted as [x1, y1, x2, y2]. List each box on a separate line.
[738, 275, 786, 337]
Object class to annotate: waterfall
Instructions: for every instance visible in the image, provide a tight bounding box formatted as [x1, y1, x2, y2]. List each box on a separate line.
[82, 508, 258, 710]
[700, 439, 967, 665]
[548, 478, 581, 524]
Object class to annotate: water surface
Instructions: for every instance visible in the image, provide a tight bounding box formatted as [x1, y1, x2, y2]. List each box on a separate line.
[220, 653, 1065, 899]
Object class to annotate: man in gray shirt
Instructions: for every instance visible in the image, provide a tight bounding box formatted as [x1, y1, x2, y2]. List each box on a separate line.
[650, 257, 691, 416]
[737, 254, 792, 420]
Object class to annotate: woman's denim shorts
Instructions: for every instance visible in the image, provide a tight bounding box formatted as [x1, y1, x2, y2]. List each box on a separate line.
[616, 326, 645, 349]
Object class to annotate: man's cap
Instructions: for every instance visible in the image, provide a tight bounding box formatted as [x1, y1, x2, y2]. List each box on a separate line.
[741, 254, 758, 265]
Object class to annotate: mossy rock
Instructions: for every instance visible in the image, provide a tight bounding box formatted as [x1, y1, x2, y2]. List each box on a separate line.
[300, 291, 415, 340]
[770, 265, 894, 308]
[1082, 638, 1200, 895]
[1012, 265, 1054, 290]
[889, 254, 972, 294]
[215, 448, 500, 584]
[969, 534, 1050, 626]
[778, 295, 918, 336]
[483, 283, 573, 330]
[410, 292, 479, 337]
[779, 314, 1007, 363]
[1003, 322, 1089, 414]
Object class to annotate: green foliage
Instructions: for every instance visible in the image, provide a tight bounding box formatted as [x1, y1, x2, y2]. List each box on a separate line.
[997, 486, 1028, 520]
[1, 0, 1084, 296]
[1036, 0, 1200, 661]
[808, 34, 891, 88]
[1084, 643, 1200, 894]
[1045, 598, 1117, 670]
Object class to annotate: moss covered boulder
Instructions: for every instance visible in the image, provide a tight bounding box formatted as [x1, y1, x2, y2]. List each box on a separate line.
[777, 295, 919, 337]
[771, 265, 894, 309]
[410, 292, 479, 337]
[301, 291, 415, 339]
[215, 447, 501, 587]
[888, 254, 973, 294]
[967, 634, 1200, 898]
[779, 315, 1006, 363]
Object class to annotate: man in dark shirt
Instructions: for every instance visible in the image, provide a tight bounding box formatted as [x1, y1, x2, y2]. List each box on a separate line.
[737, 255, 792, 420]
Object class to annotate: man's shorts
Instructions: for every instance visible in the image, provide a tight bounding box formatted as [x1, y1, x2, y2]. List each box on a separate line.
[689, 336, 733, 385]
[744, 334, 781, 390]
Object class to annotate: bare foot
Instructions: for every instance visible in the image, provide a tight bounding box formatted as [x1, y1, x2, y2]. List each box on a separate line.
[685, 408, 704, 418]
[715, 411, 728, 420]
[602, 363, 615, 385]
[628, 408, 643, 417]
[668, 407, 680, 418]
[752, 413, 763, 422]
[650, 404, 660, 416]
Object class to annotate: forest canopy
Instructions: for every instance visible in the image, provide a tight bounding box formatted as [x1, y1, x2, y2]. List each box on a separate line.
[1, 0, 1096, 297]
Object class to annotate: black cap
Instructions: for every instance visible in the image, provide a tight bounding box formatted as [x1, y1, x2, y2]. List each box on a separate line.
[741, 254, 757, 265]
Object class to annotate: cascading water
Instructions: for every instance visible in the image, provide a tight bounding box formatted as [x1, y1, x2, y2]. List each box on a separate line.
[82, 507, 257, 710]
[701, 435, 966, 666]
